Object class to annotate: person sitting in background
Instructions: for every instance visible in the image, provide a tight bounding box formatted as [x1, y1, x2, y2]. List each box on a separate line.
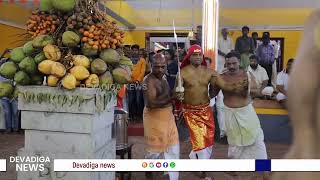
[235, 26, 255, 70]
[256, 32, 275, 86]
[276, 59, 294, 105]
[248, 55, 274, 99]
[164, 49, 178, 91]
[128, 44, 146, 121]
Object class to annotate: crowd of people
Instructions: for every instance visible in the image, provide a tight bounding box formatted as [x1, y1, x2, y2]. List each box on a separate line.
[135, 26, 293, 180]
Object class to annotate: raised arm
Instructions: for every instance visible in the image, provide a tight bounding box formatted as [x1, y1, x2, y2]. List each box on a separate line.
[209, 71, 221, 98]
[143, 78, 171, 109]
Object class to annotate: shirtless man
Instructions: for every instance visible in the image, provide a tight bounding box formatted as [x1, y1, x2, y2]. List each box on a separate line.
[143, 54, 179, 180]
[272, 10, 320, 180]
[212, 51, 268, 159]
[175, 44, 219, 179]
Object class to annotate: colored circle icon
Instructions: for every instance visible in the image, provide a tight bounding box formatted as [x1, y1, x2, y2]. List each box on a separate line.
[142, 162, 148, 168]
[149, 162, 154, 168]
[163, 162, 169, 168]
[170, 162, 176, 168]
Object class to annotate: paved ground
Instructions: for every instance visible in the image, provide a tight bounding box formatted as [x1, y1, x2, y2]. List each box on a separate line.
[0, 132, 290, 180]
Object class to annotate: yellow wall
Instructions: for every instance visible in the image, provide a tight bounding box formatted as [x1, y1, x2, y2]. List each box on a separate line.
[123, 31, 146, 48]
[0, 24, 27, 55]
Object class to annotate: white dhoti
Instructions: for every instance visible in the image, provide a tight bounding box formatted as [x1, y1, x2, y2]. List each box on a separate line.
[276, 93, 287, 101]
[228, 129, 267, 159]
[145, 144, 180, 180]
[261, 86, 274, 96]
[224, 103, 267, 159]
[189, 145, 213, 159]
[216, 91, 225, 137]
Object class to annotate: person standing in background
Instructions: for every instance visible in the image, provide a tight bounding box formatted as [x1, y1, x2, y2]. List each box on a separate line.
[0, 63, 19, 133]
[123, 45, 132, 58]
[218, 28, 233, 74]
[256, 32, 275, 86]
[235, 26, 255, 70]
[140, 49, 151, 76]
[128, 44, 146, 121]
[164, 49, 178, 92]
[251, 32, 259, 51]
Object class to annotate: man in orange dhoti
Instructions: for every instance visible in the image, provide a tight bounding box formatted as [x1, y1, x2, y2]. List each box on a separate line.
[175, 45, 218, 162]
[143, 54, 179, 180]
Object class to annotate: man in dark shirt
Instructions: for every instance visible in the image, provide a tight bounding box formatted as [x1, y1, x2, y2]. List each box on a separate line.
[235, 26, 255, 70]
[256, 32, 275, 85]
[164, 49, 178, 91]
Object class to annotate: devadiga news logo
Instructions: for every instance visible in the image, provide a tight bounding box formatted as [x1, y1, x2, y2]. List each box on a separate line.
[10, 155, 50, 172]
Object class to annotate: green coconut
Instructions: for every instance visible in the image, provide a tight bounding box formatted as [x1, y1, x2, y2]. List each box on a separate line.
[19, 57, 37, 75]
[99, 71, 114, 88]
[100, 48, 120, 65]
[112, 67, 132, 84]
[40, 0, 54, 12]
[14, 71, 31, 85]
[81, 43, 98, 56]
[119, 55, 133, 70]
[62, 31, 80, 47]
[23, 41, 35, 56]
[0, 82, 14, 98]
[32, 35, 54, 48]
[0, 61, 18, 79]
[51, 0, 76, 12]
[34, 52, 46, 64]
[10, 47, 26, 63]
[91, 58, 107, 75]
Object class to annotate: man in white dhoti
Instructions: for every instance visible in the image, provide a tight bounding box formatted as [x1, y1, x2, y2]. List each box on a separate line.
[211, 52, 267, 159]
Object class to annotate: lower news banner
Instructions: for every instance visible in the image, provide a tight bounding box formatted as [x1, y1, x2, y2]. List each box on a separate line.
[54, 159, 255, 172]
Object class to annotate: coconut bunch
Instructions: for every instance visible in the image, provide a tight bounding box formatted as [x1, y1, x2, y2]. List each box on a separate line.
[0, 0, 132, 98]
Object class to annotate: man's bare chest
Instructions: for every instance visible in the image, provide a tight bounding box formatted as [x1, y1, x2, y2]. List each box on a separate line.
[222, 74, 249, 93]
[183, 69, 211, 87]
[154, 79, 169, 94]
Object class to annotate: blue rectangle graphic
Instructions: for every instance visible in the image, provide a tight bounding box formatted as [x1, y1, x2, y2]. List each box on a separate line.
[255, 159, 271, 172]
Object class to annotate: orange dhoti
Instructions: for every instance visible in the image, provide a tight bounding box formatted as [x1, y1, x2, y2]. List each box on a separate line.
[183, 103, 215, 151]
[143, 106, 179, 153]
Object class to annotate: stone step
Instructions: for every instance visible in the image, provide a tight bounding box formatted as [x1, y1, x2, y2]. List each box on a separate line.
[21, 109, 114, 133]
[24, 125, 112, 154]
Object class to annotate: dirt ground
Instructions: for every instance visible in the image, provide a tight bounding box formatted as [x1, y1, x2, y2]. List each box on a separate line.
[0, 132, 290, 180]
